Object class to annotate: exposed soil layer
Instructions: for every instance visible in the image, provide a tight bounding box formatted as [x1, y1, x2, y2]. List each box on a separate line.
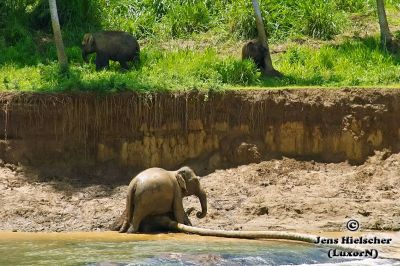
[0, 151, 399, 233]
[0, 88, 399, 180]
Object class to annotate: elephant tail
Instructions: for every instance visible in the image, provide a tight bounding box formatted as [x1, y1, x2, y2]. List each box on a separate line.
[119, 181, 137, 233]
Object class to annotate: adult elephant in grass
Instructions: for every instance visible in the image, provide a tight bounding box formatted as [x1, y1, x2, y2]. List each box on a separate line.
[118, 167, 207, 234]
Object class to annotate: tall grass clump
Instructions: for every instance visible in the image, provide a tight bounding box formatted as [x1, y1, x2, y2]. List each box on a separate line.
[224, 0, 369, 41]
[336, 0, 374, 12]
[158, 2, 211, 38]
[298, 0, 346, 40]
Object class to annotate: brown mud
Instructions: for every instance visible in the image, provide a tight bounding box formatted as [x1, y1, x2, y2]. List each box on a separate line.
[0, 150, 398, 233]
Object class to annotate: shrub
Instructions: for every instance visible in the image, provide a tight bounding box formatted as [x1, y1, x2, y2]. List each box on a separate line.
[216, 58, 260, 85]
[158, 2, 211, 38]
[297, 0, 346, 40]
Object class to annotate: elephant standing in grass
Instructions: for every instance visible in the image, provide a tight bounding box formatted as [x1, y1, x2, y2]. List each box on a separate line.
[81, 31, 140, 70]
[117, 167, 207, 234]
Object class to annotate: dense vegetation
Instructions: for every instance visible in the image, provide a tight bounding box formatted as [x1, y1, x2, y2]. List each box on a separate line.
[1, 0, 400, 92]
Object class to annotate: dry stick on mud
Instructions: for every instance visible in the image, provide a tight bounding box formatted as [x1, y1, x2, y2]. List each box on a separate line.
[175, 223, 317, 243]
[140, 216, 366, 255]
[139, 214, 318, 243]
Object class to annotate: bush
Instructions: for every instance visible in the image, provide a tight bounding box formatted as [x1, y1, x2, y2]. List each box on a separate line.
[160, 2, 211, 38]
[216, 59, 260, 85]
[298, 0, 346, 40]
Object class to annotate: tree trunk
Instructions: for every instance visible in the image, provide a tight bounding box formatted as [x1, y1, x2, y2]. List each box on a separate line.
[251, 0, 281, 77]
[49, 0, 68, 70]
[376, 0, 393, 50]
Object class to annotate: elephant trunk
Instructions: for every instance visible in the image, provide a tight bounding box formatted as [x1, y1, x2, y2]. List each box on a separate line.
[195, 188, 207, 218]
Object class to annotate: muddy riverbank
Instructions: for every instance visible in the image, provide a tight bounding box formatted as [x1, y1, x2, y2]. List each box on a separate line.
[0, 151, 398, 233]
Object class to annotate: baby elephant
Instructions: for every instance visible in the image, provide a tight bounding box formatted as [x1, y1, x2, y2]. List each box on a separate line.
[242, 39, 267, 72]
[81, 31, 140, 70]
[118, 166, 207, 234]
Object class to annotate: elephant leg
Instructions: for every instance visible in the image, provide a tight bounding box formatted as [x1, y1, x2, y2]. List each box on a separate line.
[95, 54, 109, 70]
[172, 193, 186, 224]
[118, 213, 130, 233]
[119, 61, 129, 70]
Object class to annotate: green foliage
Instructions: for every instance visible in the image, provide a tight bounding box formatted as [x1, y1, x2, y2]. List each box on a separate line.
[158, 2, 211, 38]
[265, 36, 400, 86]
[30, 0, 99, 29]
[0, 48, 260, 92]
[223, 0, 371, 41]
[227, 1, 257, 40]
[298, 0, 346, 40]
[336, 0, 374, 12]
[216, 59, 260, 85]
[1, 0, 400, 93]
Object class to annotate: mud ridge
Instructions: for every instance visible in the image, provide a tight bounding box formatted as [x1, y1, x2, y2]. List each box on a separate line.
[0, 88, 399, 180]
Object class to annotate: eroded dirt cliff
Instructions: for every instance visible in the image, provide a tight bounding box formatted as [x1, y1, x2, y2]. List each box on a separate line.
[0, 89, 399, 180]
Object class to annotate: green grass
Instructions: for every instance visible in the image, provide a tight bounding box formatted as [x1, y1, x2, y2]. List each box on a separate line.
[0, 48, 260, 92]
[2, 36, 400, 92]
[263, 37, 400, 87]
[2, 0, 400, 92]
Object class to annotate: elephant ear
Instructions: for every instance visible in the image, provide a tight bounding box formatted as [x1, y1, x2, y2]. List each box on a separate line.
[83, 33, 94, 49]
[176, 173, 187, 195]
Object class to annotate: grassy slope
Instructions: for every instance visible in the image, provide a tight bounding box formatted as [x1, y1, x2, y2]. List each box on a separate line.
[1, 1, 400, 92]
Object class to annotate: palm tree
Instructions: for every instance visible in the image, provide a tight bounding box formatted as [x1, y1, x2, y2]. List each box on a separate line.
[49, 0, 68, 70]
[251, 0, 281, 77]
[376, 0, 393, 51]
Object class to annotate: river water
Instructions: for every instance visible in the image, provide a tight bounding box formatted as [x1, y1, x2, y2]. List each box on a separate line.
[0, 232, 398, 266]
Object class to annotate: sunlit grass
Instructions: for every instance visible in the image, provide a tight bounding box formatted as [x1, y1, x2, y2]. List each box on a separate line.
[2, 0, 400, 92]
[2, 36, 400, 92]
[0, 48, 260, 92]
[262, 37, 400, 87]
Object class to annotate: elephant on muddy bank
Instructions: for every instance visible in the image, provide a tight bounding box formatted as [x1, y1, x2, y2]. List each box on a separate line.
[81, 31, 140, 70]
[117, 167, 207, 234]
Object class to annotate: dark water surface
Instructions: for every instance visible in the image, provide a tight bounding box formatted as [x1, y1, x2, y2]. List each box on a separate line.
[0, 236, 398, 266]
